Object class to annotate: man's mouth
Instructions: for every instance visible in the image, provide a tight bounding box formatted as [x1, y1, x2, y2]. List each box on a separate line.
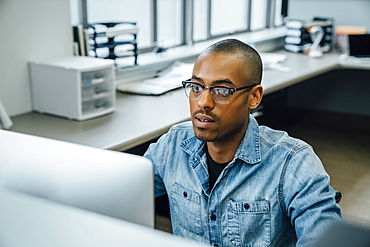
[195, 115, 215, 122]
[194, 115, 216, 129]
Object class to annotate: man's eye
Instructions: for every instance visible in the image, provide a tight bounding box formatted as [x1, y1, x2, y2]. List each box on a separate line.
[214, 88, 230, 97]
[192, 85, 202, 93]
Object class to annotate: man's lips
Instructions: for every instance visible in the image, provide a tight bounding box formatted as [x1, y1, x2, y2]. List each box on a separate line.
[195, 114, 215, 122]
[194, 114, 215, 128]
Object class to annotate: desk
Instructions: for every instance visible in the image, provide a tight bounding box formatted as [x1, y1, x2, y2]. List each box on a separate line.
[10, 52, 368, 151]
[11, 89, 189, 151]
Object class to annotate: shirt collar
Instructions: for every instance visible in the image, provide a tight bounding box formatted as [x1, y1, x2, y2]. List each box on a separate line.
[180, 115, 261, 165]
[235, 115, 261, 164]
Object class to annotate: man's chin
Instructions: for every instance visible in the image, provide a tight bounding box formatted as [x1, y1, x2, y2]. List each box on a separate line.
[194, 129, 217, 142]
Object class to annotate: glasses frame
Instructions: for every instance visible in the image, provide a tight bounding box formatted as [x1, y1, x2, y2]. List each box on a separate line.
[182, 80, 258, 104]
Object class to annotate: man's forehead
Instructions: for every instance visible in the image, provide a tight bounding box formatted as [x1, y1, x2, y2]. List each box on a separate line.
[192, 53, 250, 86]
[195, 52, 244, 67]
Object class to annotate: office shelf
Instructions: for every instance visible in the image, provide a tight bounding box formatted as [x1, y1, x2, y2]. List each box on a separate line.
[85, 22, 138, 67]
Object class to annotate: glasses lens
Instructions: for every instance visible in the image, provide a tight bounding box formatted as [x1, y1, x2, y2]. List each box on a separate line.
[211, 87, 231, 104]
[184, 82, 203, 100]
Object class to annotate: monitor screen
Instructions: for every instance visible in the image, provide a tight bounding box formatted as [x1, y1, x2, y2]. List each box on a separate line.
[348, 34, 370, 58]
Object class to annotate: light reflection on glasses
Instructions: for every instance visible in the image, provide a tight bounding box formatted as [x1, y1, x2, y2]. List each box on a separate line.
[182, 80, 257, 104]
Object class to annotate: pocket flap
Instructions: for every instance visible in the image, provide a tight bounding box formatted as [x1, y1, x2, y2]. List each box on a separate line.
[172, 182, 200, 204]
[228, 199, 270, 213]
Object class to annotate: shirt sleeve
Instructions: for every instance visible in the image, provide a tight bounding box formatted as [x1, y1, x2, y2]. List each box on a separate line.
[279, 143, 342, 247]
[144, 132, 171, 198]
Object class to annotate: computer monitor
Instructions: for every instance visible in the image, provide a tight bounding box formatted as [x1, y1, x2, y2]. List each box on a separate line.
[0, 129, 154, 228]
[348, 34, 370, 58]
[0, 189, 205, 247]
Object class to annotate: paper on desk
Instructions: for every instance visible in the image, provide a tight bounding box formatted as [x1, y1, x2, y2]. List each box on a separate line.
[117, 61, 194, 95]
[143, 61, 194, 87]
[260, 53, 290, 72]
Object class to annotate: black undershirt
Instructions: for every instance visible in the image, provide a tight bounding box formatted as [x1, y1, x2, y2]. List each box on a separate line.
[206, 150, 231, 191]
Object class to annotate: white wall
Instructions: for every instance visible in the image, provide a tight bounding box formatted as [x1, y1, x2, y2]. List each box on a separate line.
[0, 0, 73, 117]
[289, 0, 370, 30]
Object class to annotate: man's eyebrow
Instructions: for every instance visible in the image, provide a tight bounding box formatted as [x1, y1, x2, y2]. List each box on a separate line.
[191, 76, 235, 86]
[213, 79, 235, 86]
[191, 75, 202, 82]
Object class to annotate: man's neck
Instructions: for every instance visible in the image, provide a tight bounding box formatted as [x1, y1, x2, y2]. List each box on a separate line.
[206, 118, 249, 163]
[206, 140, 240, 163]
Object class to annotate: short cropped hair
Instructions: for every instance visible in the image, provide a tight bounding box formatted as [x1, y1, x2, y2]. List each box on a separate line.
[201, 39, 263, 85]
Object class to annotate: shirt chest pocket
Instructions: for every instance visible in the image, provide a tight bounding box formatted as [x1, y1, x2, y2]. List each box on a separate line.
[227, 199, 271, 247]
[171, 183, 204, 236]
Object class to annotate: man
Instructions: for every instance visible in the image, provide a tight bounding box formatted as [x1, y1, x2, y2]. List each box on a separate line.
[144, 39, 342, 247]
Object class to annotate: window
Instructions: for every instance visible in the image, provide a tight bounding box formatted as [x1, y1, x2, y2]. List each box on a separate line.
[210, 0, 249, 36]
[251, 0, 268, 31]
[70, 0, 287, 52]
[157, 0, 183, 48]
[70, 0, 152, 49]
[274, 0, 285, 26]
[193, 0, 208, 42]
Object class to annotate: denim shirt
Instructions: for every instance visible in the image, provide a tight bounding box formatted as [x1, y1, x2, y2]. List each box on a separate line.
[144, 115, 342, 247]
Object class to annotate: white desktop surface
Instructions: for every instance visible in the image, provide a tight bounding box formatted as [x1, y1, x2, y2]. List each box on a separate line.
[262, 51, 339, 94]
[12, 88, 189, 151]
[10, 51, 366, 151]
[0, 189, 206, 247]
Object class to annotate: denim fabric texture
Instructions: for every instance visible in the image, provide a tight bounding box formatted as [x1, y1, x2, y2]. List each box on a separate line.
[144, 115, 342, 247]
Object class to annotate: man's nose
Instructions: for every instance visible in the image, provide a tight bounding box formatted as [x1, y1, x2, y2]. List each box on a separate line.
[197, 89, 215, 110]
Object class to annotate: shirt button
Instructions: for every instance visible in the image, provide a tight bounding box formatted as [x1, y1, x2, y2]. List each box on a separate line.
[183, 191, 188, 198]
[244, 203, 250, 210]
[210, 214, 216, 220]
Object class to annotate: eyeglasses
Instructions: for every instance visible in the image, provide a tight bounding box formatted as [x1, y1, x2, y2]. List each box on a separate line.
[182, 80, 258, 104]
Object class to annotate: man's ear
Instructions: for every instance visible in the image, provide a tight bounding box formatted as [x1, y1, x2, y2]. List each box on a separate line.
[248, 85, 263, 110]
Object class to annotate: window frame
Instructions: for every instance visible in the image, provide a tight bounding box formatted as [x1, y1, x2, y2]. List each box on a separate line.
[73, 0, 287, 54]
